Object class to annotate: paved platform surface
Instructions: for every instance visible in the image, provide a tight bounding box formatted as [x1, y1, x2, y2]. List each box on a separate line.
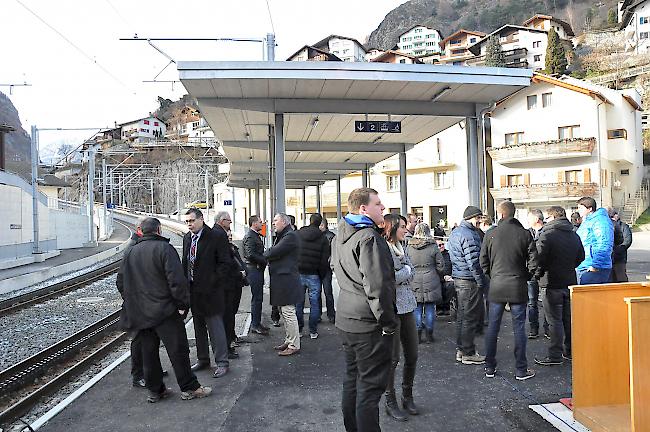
[0, 222, 131, 282]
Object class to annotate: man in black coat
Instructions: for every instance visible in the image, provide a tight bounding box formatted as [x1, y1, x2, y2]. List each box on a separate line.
[264, 213, 303, 356]
[214, 211, 241, 359]
[296, 213, 330, 339]
[609, 208, 633, 282]
[319, 217, 337, 324]
[534, 206, 585, 366]
[117, 217, 211, 402]
[243, 215, 270, 335]
[480, 201, 538, 381]
[182, 208, 233, 378]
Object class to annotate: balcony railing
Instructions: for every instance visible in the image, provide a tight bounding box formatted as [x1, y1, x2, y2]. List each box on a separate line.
[488, 137, 596, 163]
[466, 48, 528, 66]
[490, 182, 599, 201]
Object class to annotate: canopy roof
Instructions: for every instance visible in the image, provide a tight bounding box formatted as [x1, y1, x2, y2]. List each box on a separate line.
[178, 61, 532, 189]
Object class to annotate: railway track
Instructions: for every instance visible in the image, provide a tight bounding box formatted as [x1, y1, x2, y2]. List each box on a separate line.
[0, 311, 125, 427]
[0, 214, 188, 429]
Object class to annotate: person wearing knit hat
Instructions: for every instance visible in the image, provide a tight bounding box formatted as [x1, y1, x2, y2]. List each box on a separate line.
[447, 206, 489, 365]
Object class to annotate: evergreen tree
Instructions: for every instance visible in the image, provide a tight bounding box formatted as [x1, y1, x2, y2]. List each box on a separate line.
[485, 35, 506, 67]
[545, 28, 568, 75]
[607, 8, 617, 25]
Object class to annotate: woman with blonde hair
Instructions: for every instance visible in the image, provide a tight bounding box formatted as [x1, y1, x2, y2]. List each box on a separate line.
[382, 213, 419, 421]
[407, 223, 445, 343]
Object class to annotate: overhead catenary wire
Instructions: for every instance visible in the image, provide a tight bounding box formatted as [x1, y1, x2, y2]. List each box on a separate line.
[13, 0, 135, 95]
[265, 0, 276, 35]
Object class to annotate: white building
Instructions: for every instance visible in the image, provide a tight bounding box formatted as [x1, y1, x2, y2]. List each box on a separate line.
[467, 25, 550, 70]
[522, 14, 575, 41]
[310, 35, 367, 62]
[370, 50, 423, 64]
[397, 25, 443, 57]
[364, 48, 385, 62]
[619, 0, 650, 53]
[119, 116, 166, 142]
[488, 73, 644, 223]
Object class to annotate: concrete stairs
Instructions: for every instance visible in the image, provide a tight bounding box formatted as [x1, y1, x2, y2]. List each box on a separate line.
[620, 179, 650, 225]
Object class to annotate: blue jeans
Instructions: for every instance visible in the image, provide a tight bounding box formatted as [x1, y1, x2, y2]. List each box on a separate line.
[247, 266, 264, 328]
[527, 279, 539, 333]
[413, 302, 436, 332]
[485, 302, 528, 374]
[577, 268, 612, 285]
[297, 274, 321, 334]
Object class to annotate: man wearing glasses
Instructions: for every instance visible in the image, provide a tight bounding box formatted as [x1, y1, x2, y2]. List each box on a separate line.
[182, 208, 232, 379]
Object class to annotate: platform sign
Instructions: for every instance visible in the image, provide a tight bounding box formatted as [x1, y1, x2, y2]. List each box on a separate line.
[354, 121, 401, 134]
[224, 199, 233, 206]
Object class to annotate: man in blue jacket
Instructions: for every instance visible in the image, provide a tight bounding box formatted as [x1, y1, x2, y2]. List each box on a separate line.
[448, 205, 488, 365]
[575, 197, 614, 284]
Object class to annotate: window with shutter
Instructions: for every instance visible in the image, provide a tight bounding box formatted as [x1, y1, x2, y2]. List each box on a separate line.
[583, 168, 591, 183]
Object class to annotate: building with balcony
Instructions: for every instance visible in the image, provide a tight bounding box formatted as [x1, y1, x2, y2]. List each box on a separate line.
[467, 25, 548, 70]
[370, 50, 423, 64]
[488, 73, 644, 223]
[620, 0, 650, 54]
[438, 29, 486, 65]
[397, 25, 443, 58]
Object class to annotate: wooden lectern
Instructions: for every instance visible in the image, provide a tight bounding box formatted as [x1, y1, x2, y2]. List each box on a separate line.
[570, 282, 650, 432]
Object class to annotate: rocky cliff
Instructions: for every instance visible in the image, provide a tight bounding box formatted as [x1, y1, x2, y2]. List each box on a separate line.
[367, 0, 620, 51]
[0, 91, 31, 181]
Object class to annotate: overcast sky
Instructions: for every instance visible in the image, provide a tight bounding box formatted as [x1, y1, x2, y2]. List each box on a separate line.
[3, 0, 408, 155]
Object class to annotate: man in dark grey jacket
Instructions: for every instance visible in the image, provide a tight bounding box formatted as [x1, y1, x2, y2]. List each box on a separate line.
[117, 217, 211, 402]
[333, 188, 397, 432]
[480, 201, 538, 381]
[447, 205, 488, 365]
[243, 215, 269, 335]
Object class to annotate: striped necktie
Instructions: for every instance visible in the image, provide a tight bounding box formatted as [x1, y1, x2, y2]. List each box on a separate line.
[189, 234, 198, 279]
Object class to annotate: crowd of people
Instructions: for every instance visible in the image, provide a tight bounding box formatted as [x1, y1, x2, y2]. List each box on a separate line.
[332, 188, 633, 432]
[115, 187, 633, 426]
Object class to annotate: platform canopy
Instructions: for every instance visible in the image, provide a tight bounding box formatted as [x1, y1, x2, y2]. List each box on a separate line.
[178, 61, 532, 190]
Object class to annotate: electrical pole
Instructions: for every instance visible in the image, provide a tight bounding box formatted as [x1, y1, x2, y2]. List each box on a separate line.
[150, 178, 155, 214]
[204, 171, 209, 221]
[102, 158, 107, 237]
[30, 126, 41, 254]
[87, 145, 96, 245]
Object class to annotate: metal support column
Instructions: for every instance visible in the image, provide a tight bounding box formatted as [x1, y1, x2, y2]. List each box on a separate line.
[87, 145, 96, 244]
[176, 173, 181, 221]
[362, 165, 369, 188]
[204, 171, 209, 217]
[231, 186, 236, 227]
[274, 113, 286, 214]
[150, 179, 154, 214]
[399, 151, 408, 216]
[336, 176, 342, 222]
[109, 170, 114, 206]
[302, 187, 307, 226]
[255, 179, 261, 216]
[30, 126, 40, 253]
[316, 184, 322, 214]
[248, 189, 253, 219]
[268, 125, 276, 220]
[466, 116, 480, 207]
[102, 159, 107, 237]
[266, 33, 275, 61]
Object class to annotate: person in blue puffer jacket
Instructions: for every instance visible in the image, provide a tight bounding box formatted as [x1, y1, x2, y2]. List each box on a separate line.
[575, 196, 614, 284]
[447, 206, 489, 365]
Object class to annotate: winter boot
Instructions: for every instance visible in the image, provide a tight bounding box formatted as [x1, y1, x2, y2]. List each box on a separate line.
[426, 330, 434, 343]
[402, 367, 419, 415]
[385, 391, 408, 421]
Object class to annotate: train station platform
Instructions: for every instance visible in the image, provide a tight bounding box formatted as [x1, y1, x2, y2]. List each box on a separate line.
[37, 288, 575, 432]
[0, 221, 131, 295]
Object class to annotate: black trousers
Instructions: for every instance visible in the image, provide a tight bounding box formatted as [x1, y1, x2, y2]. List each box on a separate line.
[385, 312, 418, 397]
[223, 288, 243, 346]
[341, 329, 393, 432]
[271, 305, 281, 322]
[130, 330, 143, 380]
[139, 313, 200, 393]
[543, 287, 571, 360]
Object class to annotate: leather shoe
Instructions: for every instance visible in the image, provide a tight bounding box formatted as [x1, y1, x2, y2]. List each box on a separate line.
[132, 378, 146, 388]
[274, 342, 289, 351]
[191, 362, 210, 372]
[272, 320, 281, 327]
[250, 326, 269, 335]
[278, 347, 300, 356]
[213, 365, 229, 378]
[162, 370, 169, 377]
[259, 323, 270, 331]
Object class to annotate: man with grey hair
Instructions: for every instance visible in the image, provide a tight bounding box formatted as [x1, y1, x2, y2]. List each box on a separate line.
[264, 213, 302, 356]
[526, 209, 545, 339]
